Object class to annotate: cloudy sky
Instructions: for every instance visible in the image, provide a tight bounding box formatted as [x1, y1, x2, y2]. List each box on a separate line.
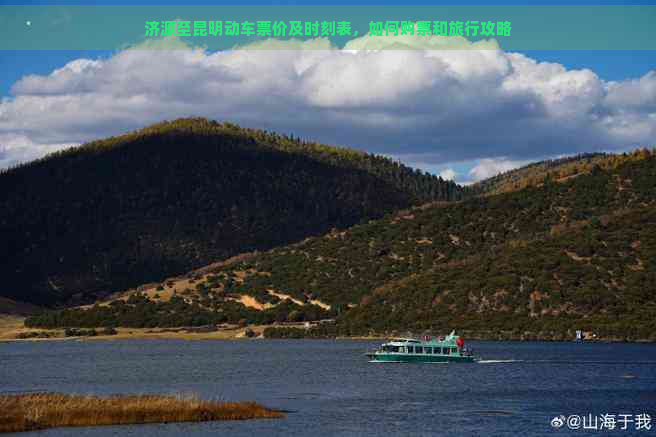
[1, 7, 655, 184]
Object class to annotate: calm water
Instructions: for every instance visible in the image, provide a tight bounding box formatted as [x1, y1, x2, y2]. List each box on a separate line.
[1, 339, 655, 436]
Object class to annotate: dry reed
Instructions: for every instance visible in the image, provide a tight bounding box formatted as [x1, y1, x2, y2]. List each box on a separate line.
[0, 392, 283, 433]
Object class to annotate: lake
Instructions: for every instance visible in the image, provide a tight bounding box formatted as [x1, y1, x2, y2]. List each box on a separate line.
[1, 339, 655, 436]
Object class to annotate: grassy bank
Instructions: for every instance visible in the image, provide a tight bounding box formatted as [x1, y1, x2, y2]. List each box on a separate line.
[3, 316, 652, 343]
[0, 393, 283, 433]
[0, 319, 318, 342]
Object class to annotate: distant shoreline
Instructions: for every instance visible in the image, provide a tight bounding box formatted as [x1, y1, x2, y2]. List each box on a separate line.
[1, 317, 653, 344]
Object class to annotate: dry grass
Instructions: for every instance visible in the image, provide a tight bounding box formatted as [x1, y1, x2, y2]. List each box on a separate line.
[0, 315, 24, 329]
[0, 315, 31, 341]
[2, 323, 319, 342]
[0, 393, 283, 433]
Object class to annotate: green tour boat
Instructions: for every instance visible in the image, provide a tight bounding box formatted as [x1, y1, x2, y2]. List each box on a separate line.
[366, 331, 476, 363]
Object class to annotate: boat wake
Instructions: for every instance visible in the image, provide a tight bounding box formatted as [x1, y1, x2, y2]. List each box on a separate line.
[529, 360, 656, 365]
[367, 360, 449, 364]
[478, 359, 656, 365]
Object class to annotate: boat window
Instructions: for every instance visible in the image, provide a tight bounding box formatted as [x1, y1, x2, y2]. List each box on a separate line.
[425, 347, 432, 354]
[407, 346, 414, 353]
[415, 346, 423, 354]
[451, 347, 457, 354]
[443, 347, 450, 355]
[399, 347, 406, 353]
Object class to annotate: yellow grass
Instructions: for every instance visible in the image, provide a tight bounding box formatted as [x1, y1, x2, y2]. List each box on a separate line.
[267, 290, 306, 307]
[230, 295, 274, 310]
[0, 316, 33, 341]
[0, 323, 319, 342]
[0, 393, 283, 433]
[0, 315, 23, 329]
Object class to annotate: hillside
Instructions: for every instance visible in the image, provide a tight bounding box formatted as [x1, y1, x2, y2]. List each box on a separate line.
[470, 151, 651, 196]
[0, 118, 465, 307]
[340, 205, 656, 340]
[26, 149, 656, 340]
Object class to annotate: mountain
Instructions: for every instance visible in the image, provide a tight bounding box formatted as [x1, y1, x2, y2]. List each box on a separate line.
[26, 148, 656, 341]
[0, 297, 40, 316]
[470, 151, 649, 196]
[340, 205, 656, 340]
[0, 118, 465, 307]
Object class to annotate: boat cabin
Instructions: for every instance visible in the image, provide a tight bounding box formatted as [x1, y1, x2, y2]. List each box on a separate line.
[366, 331, 475, 363]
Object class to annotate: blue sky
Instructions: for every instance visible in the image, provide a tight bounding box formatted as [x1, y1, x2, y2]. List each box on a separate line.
[1, 0, 654, 183]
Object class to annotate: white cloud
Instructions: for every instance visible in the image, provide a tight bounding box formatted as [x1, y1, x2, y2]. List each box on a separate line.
[439, 168, 458, 181]
[604, 70, 656, 111]
[468, 158, 530, 181]
[0, 133, 74, 169]
[1, 34, 655, 171]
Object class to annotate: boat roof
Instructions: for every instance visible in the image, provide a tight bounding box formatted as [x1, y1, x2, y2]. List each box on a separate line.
[385, 331, 459, 345]
[389, 338, 422, 343]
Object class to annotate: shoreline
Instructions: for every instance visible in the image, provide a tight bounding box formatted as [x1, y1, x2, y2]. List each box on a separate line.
[3, 314, 654, 344]
[3, 334, 653, 344]
[2, 329, 653, 346]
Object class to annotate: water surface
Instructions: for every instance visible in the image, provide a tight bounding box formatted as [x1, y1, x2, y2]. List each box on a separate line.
[1, 339, 655, 436]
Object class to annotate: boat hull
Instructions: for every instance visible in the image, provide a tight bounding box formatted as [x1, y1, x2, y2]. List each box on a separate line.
[367, 353, 475, 363]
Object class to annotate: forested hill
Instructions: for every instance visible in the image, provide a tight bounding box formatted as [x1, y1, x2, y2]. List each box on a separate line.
[0, 118, 464, 307]
[470, 151, 652, 196]
[50, 148, 651, 340]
